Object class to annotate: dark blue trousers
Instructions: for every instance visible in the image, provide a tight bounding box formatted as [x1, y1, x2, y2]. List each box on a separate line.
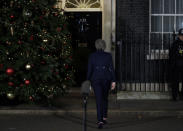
[92, 79, 111, 122]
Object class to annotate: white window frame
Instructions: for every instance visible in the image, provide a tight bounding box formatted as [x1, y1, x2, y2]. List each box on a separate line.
[150, 0, 183, 50]
[148, 0, 183, 60]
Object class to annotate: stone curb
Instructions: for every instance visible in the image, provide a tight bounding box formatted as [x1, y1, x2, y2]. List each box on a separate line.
[0, 109, 183, 117]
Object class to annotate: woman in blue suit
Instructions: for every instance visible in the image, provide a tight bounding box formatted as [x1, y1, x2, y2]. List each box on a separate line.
[87, 39, 116, 129]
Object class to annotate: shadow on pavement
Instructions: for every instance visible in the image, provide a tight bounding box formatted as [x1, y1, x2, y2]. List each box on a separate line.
[54, 113, 177, 129]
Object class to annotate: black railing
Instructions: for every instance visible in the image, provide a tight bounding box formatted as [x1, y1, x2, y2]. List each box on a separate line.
[116, 33, 173, 92]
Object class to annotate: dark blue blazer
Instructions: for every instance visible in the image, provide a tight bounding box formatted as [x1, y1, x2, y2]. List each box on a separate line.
[87, 50, 116, 82]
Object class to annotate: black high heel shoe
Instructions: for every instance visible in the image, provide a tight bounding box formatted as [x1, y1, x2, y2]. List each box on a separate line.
[97, 122, 104, 129]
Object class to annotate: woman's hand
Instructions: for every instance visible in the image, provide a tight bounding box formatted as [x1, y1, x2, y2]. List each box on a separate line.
[111, 82, 116, 90]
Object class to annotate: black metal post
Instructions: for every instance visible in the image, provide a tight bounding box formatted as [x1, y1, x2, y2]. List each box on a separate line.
[172, 30, 176, 41]
[116, 40, 123, 91]
[83, 96, 88, 131]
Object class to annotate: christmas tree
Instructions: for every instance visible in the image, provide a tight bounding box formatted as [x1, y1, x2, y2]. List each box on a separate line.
[0, 0, 74, 103]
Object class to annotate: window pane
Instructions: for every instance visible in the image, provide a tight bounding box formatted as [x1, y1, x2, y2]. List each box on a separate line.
[150, 33, 162, 48]
[151, 16, 162, 32]
[164, 0, 175, 14]
[176, 16, 183, 31]
[177, 0, 183, 14]
[163, 16, 174, 32]
[152, 0, 163, 14]
[163, 34, 173, 48]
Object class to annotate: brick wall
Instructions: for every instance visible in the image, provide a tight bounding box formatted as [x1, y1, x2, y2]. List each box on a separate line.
[116, 0, 170, 83]
[116, 0, 149, 40]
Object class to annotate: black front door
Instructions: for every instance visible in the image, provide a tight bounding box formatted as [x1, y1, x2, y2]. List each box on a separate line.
[66, 12, 102, 86]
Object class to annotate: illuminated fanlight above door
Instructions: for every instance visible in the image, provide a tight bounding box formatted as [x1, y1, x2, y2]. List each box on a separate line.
[57, 0, 102, 12]
[65, 0, 101, 8]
